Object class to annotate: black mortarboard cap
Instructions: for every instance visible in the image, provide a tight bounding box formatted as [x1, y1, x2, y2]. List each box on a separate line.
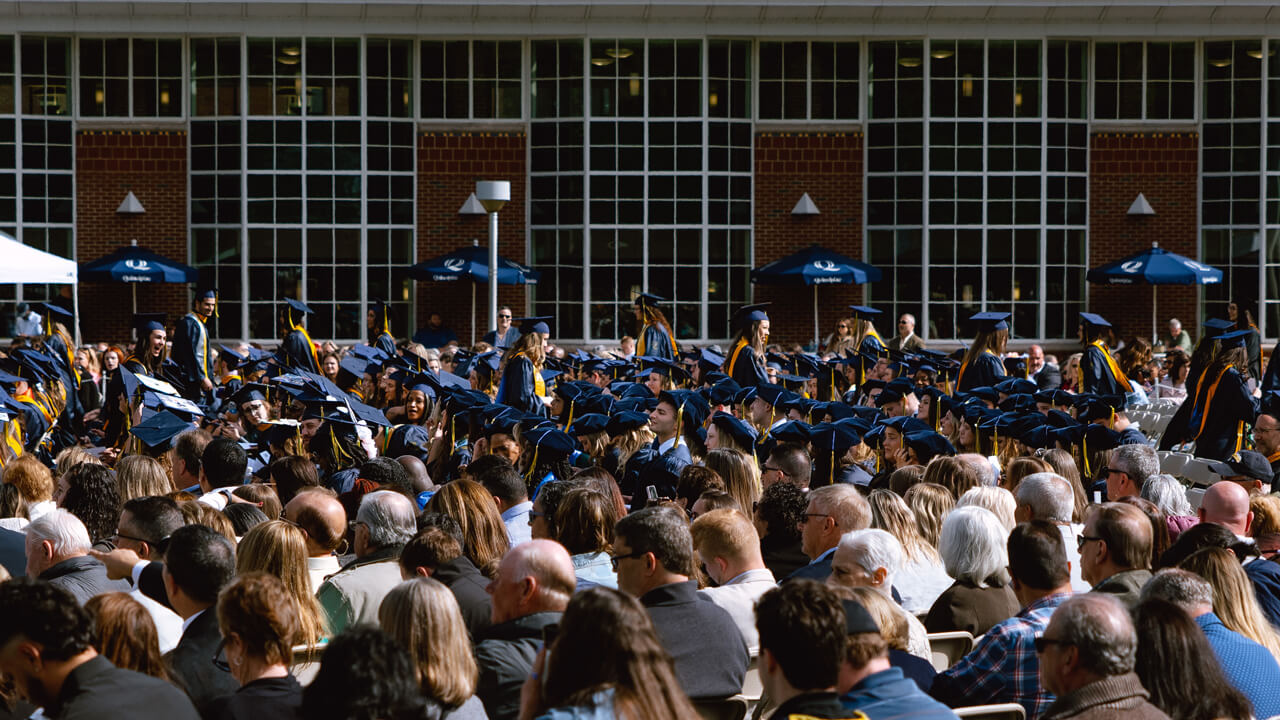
[513, 316, 553, 335]
[39, 302, 73, 320]
[130, 410, 194, 451]
[710, 411, 759, 450]
[847, 305, 883, 322]
[731, 303, 771, 330]
[1217, 329, 1251, 349]
[606, 410, 651, 436]
[132, 313, 166, 333]
[285, 298, 314, 315]
[568, 413, 610, 437]
[634, 292, 665, 308]
[1078, 312, 1111, 328]
[969, 311, 1010, 332]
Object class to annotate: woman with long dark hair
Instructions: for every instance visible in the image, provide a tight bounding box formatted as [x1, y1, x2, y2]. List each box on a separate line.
[496, 319, 551, 416]
[519, 587, 699, 720]
[1077, 312, 1132, 396]
[724, 304, 770, 389]
[1177, 333, 1256, 460]
[1132, 598, 1252, 720]
[632, 293, 677, 361]
[1228, 300, 1262, 381]
[956, 312, 1009, 392]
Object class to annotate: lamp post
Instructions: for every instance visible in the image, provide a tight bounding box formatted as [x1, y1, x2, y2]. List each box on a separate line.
[475, 180, 511, 335]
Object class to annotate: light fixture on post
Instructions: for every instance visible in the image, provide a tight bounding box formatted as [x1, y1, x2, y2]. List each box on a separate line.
[475, 180, 511, 332]
[117, 191, 145, 215]
[791, 192, 820, 216]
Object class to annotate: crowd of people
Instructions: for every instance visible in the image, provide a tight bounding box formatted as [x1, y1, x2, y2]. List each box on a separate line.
[1, 291, 1280, 720]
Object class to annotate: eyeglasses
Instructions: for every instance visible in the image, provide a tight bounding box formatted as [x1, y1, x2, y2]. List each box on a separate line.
[498, 314, 512, 319]
[1033, 635, 1072, 654]
[1257, 426, 1280, 434]
[109, 532, 149, 546]
[802, 512, 831, 523]
[610, 550, 646, 570]
[763, 465, 790, 476]
[1098, 466, 1127, 478]
[1077, 534, 1103, 551]
[212, 638, 232, 672]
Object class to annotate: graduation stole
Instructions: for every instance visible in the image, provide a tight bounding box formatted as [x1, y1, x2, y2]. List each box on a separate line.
[53, 329, 81, 385]
[727, 339, 751, 376]
[1, 419, 22, 464]
[1091, 340, 1133, 392]
[289, 312, 321, 371]
[512, 352, 546, 397]
[1188, 366, 1231, 441]
[191, 312, 211, 380]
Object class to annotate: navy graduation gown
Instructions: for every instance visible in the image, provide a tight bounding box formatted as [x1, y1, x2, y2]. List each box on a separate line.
[496, 355, 544, 417]
[956, 353, 1005, 393]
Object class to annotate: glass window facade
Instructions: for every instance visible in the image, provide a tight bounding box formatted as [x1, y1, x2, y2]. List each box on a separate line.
[1094, 41, 1195, 121]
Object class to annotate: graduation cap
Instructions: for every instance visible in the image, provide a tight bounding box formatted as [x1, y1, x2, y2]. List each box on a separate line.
[218, 345, 248, 367]
[874, 387, 906, 408]
[142, 392, 205, 422]
[1078, 312, 1111, 328]
[1204, 318, 1233, 337]
[337, 355, 370, 389]
[1002, 356, 1029, 378]
[39, 302, 73, 321]
[513, 316, 553, 335]
[1080, 423, 1122, 453]
[1261, 391, 1280, 419]
[659, 389, 710, 429]
[483, 407, 524, 438]
[810, 421, 863, 455]
[754, 383, 796, 409]
[196, 287, 218, 302]
[969, 311, 1010, 332]
[402, 373, 438, 400]
[130, 410, 195, 451]
[1217, 329, 1252, 349]
[998, 394, 1037, 414]
[132, 312, 167, 334]
[617, 383, 654, 401]
[1034, 389, 1074, 408]
[522, 427, 578, 464]
[904, 430, 956, 463]
[993, 376, 1036, 395]
[880, 415, 930, 435]
[1077, 394, 1127, 424]
[639, 357, 690, 382]
[285, 298, 315, 316]
[697, 348, 726, 377]
[606, 410, 652, 436]
[731, 303, 771, 330]
[709, 411, 759, 450]
[769, 420, 812, 444]
[568, 413, 610, 437]
[227, 383, 269, 410]
[634, 292, 665, 308]
[848, 305, 883, 322]
[966, 386, 999, 406]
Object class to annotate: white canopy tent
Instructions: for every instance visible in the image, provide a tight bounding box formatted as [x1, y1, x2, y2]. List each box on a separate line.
[0, 231, 80, 344]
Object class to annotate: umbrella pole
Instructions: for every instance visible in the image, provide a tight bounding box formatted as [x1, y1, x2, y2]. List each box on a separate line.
[1152, 285, 1158, 346]
[72, 282, 81, 346]
[471, 280, 476, 347]
[813, 285, 820, 350]
[131, 283, 137, 341]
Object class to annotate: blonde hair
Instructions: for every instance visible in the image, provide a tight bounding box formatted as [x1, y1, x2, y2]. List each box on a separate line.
[835, 585, 909, 651]
[379, 578, 478, 707]
[904, 482, 954, 549]
[868, 489, 940, 564]
[1250, 495, 1280, 546]
[236, 520, 329, 647]
[690, 508, 759, 564]
[114, 455, 175, 502]
[425, 480, 511, 579]
[611, 426, 656, 468]
[1181, 547, 1280, 665]
[703, 448, 761, 520]
[956, 486, 1017, 533]
[54, 446, 101, 478]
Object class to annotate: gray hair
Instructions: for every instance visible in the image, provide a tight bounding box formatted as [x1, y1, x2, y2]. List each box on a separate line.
[956, 486, 1017, 532]
[1110, 444, 1159, 491]
[26, 508, 91, 558]
[1052, 594, 1137, 676]
[838, 528, 903, 590]
[1014, 473, 1074, 523]
[1141, 568, 1214, 612]
[809, 484, 871, 533]
[357, 491, 417, 549]
[939, 506, 1009, 587]
[1140, 473, 1192, 517]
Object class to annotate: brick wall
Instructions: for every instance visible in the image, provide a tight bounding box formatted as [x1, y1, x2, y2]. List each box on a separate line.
[417, 131, 527, 347]
[76, 130, 189, 344]
[753, 131, 864, 348]
[1089, 132, 1200, 346]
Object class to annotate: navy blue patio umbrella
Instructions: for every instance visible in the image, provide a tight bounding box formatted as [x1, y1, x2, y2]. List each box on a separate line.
[409, 241, 541, 345]
[79, 239, 200, 316]
[750, 244, 883, 347]
[1086, 241, 1222, 343]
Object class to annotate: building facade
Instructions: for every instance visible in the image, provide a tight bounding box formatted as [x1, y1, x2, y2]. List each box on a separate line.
[0, 1, 1275, 348]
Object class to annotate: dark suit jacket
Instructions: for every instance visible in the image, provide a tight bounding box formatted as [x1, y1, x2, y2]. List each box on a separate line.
[640, 581, 749, 700]
[784, 550, 833, 583]
[137, 561, 173, 611]
[48, 655, 199, 720]
[431, 555, 494, 640]
[1034, 364, 1062, 391]
[165, 609, 238, 713]
[0, 527, 26, 578]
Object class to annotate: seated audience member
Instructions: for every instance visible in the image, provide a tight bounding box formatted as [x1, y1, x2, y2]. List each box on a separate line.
[1140, 473, 1198, 541]
[222, 503, 269, 538]
[1080, 503, 1153, 608]
[3, 454, 56, 527]
[0, 579, 199, 719]
[836, 595, 957, 719]
[868, 490, 951, 614]
[519, 587, 700, 718]
[1015, 472, 1091, 591]
[790, 484, 871, 582]
[1119, 496, 1172, 573]
[828, 528, 930, 659]
[170, 429, 212, 497]
[930, 520, 1074, 717]
[317, 490, 416, 634]
[281, 488, 346, 594]
[1036, 594, 1170, 720]
[398, 526, 492, 640]
[1142, 568, 1280, 719]
[475, 458, 532, 547]
[955, 486, 1016, 532]
[835, 585, 939, 693]
[613, 504, 749, 700]
[378, 578, 489, 718]
[83, 592, 171, 681]
[59, 463, 122, 550]
[1178, 547, 1280, 664]
[298, 626, 427, 720]
[555, 487, 619, 590]
[1207, 450, 1275, 495]
[25, 509, 130, 604]
[161, 524, 239, 712]
[1132, 598, 1253, 720]
[1198, 481, 1253, 540]
[1105, 444, 1160, 501]
[753, 580, 861, 718]
[267, 456, 320, 507]
[234, 521, 329, 649]
[203, 573, 304, 720]
[927, 506, 1019, 636]
[474, 539, 575, 719]
[690, 508, 776, 656]
[1246, 494, 1280, 627]
[426, 479, 511, 580]
[754, 481, 811, 580]
[1157, 522, 1252, 569]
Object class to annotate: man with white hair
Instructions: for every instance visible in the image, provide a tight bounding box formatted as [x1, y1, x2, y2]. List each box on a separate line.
[828, 528, 931, 660]
[317, 490, 416, 633]
[1015, 472, 1090, 591]
[25, 509, 129, 605]
[789, 484, 871, 582]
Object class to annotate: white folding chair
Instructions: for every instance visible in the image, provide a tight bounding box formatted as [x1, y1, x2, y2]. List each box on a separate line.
[927, 631, 974, 672]
[740, 657, 762, 700]
[954, 704, 1027, 720]
[1160, 452, 1189, 476]
[1181, 459, 1216, 486]
[1186, 486, 1207, 511]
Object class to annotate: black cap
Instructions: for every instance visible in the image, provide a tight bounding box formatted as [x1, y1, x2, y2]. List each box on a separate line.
[969, 311, 1010, 332]
[634, 292, 665, 308]
[130, 410, 194, 451]
[842, 599, 881, 635]
[1208, 450, 1274, 483]
[732, 303, 770, 330]
[285, 298, 314, 316]
[39, 302, 73, 320]
[133, 313, 166, 333]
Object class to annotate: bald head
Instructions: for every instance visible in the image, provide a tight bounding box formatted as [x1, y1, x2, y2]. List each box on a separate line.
[395, 455, 433, 494]
[490, 539, 576, 623]
[285, 487, 347, 556]
[1200, 481, 1252, 535]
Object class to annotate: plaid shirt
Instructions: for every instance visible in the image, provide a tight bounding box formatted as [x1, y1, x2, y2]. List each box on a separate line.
[930, 591, 1071, 717]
